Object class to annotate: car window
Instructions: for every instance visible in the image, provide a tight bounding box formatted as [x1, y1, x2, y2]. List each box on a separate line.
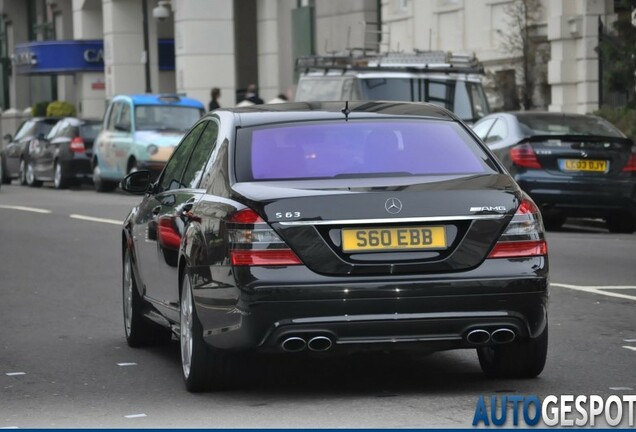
[106, 102, 121, 131]
[181, 121, 218, 189]
[46, 121, 64, 139]
[472, 118, 495, 140]
[295, 77, 345, 101]
[34, 120, 57, 138]
[360, 78, 414, 101]
[79, 123, 102, 140]
[453, 81, 472, 122]
[14, 121, 35, 140]
[116, 103, 132, 131]
[485, 118, 508, 143]
[515, 114, 624, 137]
[158, 122, 207, 193]
[236, 119, 496, 181]
[135, 105, 202, 132]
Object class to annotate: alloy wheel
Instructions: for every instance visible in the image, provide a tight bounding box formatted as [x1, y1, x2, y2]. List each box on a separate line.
[180, 278, 194, 379]
[19, 160, 26, 184]
[26, 162, 35, 185]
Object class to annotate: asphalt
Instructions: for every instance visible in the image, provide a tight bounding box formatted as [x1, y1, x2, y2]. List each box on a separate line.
[0, 183, 635, 428]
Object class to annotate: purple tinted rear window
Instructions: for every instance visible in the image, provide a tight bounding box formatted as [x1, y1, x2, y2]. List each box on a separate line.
[240, 120, 493, 181]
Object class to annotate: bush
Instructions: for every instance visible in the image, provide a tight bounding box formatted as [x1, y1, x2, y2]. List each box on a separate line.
[31, 101, 50, 117]
[594, 106, 636, 141]
[46, 100, 76, 117]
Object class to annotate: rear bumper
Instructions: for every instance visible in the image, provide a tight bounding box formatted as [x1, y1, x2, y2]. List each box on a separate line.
[193, 257, 548, 353]
[60, 157, 92, 180]
[515, 172, 636, 217]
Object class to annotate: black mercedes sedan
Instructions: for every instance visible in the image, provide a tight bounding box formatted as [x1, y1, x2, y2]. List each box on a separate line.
[23, 117, 102, 189]
[473, 112, 636, 233]
[121, 102, 548, 392]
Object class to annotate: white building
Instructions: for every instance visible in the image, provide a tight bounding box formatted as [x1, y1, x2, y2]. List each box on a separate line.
[0, 0, 623, 120]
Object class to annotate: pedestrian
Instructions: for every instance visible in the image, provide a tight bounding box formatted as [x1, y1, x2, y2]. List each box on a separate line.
[208, 87, 221, 111]
[244, 83, 264, 105]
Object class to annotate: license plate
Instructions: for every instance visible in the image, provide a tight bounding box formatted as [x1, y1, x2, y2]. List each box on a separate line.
[341, 226, 447, 252]
[559, 159, 608, 172]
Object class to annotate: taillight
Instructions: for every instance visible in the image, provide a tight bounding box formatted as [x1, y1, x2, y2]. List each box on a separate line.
[227, 209, 301, 266]
[70, 137, 85, 153]
[488, 195, 547, 259]
[622, 147, 636, 172]
[510, 143, 541, 169]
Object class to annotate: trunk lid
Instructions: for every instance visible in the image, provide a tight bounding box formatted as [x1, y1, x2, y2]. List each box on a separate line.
[231, 174, 518, 276]
[524, 135, 634, 177]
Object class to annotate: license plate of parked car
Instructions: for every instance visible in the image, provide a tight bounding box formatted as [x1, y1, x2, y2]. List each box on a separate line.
[342, 226, 447, 252]
[559, 159, 608, 172]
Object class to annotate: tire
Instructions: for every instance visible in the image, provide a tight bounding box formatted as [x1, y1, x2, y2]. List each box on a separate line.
[93, 163, 117, 193]
[19, 159, 28, 185]
[606, 212, 635, 234]
[128, 159, 139, 175]
[477, 324, 548, 379]
[53, 161, 69, 190]
[0, 157, 9, 184]
[123, 247, 171, 347]
[180, 271, 237, 392]
[25, 161, 42, 187]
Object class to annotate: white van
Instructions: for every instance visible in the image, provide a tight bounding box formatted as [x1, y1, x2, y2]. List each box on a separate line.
[295, 51, 490, 124]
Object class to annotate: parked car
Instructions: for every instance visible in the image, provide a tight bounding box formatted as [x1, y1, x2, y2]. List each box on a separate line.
[0, 117, 59, 185]
[121, 101, 549, 392]
[472, 112, 636, 233]
[92, 94, 205, 192]
[22, 117, 101, 189]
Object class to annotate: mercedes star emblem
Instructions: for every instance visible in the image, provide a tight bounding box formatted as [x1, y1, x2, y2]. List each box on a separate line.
[385, 197, 403, 214]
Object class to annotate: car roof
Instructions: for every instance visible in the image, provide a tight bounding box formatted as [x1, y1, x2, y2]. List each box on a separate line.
[209, 101, 457, 127]
[113, 94, 204, 109]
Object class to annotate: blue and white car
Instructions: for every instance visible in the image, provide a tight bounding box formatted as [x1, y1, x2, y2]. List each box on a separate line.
[92, 94, 204, 192]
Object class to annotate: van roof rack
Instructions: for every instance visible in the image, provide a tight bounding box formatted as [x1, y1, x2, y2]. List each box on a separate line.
[296, 51, 484, 75]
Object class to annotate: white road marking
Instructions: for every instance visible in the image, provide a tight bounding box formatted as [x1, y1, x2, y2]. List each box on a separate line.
[551, 283, 636, 302]
[69, 214, 121, 225]
[610, 387, 634, 391]
[116, 362, 137, 367]
[0, 204, 51, 214]
[624, 339, 636, 343]
[0, 427, 19, 429]
[622, 346, 636, 352]
[124, 414, 147, 419]
[5, 372, 25, 376]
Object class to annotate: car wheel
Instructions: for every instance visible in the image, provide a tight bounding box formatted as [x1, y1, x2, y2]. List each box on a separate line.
[128, 159, 139, 175]
[123, 247, 171, 347]
[26, 161, 42, 187]
[0, 157, 9, 184]
[606, 212, 635, 234]
[477, 324, 548, 379]
[19, 159, 28, 185]
[180, 271, 237, 392]
[93, 163, 117, 192]
[53, 161, 69, 190]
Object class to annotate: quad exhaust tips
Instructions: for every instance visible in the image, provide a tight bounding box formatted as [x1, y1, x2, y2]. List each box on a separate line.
[280, 335, 333, 352]
[466, 328, 516, 345]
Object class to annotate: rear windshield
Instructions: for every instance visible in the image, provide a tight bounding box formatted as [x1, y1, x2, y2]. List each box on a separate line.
[79, 123, 102, 140]
[235, 120, 496, 181]
[135, 105, 203, 132]
[516, 114, 624, 138]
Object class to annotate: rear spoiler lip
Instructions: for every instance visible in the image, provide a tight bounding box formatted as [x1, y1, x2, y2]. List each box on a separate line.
[521, 134, 633, 145]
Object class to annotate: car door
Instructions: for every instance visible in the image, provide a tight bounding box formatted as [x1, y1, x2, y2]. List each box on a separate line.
[113, 101, 133, 177]
[96, 102, 120, 177]
[37, 120, 67, 178]
[132, 121, 207, 317]
[5, 120, 35, 176]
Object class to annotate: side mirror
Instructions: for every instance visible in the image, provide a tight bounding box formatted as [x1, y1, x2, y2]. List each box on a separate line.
[3, 134, 12, 142]
[121, 170, 152, 195]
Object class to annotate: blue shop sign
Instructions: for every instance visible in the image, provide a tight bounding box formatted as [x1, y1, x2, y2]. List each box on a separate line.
[13, 39, 175, 74]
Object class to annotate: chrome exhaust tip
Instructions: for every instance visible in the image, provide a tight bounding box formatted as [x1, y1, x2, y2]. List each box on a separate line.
[281, 336, 306, 352]
[466, 329, 491, 345]
[307, 336, 333, 352]
[491, 328, 516, 344]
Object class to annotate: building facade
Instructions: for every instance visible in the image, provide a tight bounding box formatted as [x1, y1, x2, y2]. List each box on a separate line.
[0, 0, 623, 120]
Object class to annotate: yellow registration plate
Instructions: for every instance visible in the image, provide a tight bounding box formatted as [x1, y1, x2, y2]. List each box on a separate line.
[561, 159, 608, 172]
[342, 226, 447, 252]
